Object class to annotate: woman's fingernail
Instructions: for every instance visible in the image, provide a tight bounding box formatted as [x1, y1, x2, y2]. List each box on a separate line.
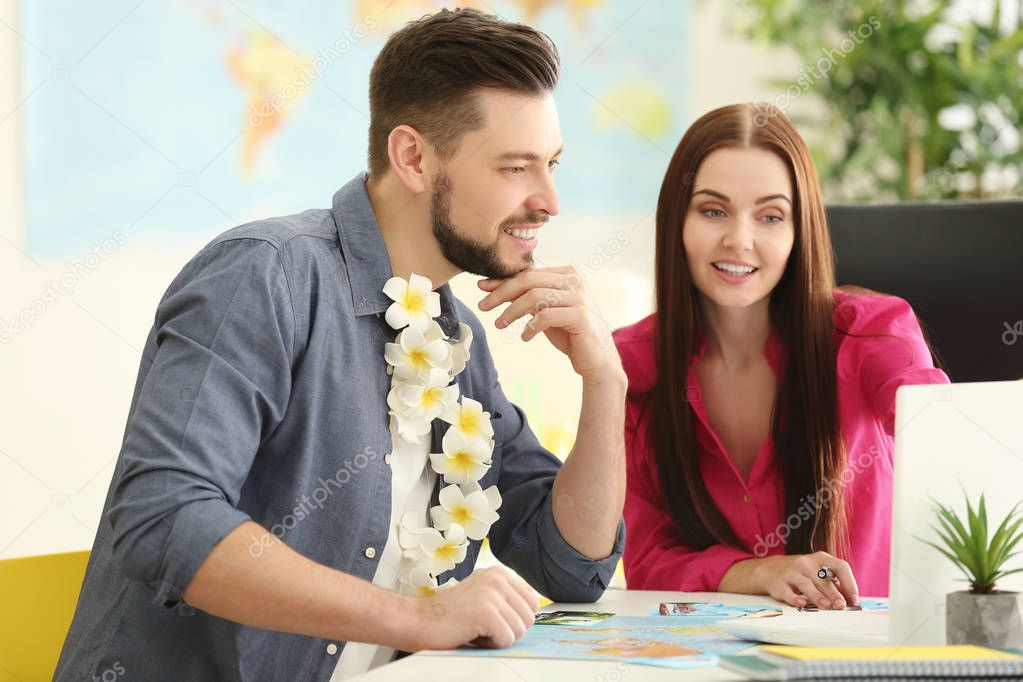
[835, 599, 845, 609]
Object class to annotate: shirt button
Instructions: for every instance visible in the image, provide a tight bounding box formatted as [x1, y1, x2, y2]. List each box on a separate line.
[743, 494, 751, 504]
[384, 454, 392, 465]
[364, 546, 376, 559]
[326, 643, 338, 655]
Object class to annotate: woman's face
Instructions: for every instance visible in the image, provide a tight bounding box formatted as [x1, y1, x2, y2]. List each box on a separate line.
[682, 147, 796, 311]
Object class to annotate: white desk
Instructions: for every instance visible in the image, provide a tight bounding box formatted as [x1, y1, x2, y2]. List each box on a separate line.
[360, 590, 799, 681]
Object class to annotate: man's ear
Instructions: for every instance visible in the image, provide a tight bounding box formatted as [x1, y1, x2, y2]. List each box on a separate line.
[387, 125, 430, 195]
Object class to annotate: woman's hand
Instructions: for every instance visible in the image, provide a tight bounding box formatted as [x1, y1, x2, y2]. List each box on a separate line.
[720, 551, 860, 610]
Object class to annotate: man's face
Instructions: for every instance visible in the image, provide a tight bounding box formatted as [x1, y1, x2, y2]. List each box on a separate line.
[429, 89, 562, 279]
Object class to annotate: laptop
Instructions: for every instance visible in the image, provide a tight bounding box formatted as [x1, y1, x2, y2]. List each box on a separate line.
[718, 380, 1023, 647]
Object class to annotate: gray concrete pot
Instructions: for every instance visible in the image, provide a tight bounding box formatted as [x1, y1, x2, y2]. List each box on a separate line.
[946, 591, 1023, 648]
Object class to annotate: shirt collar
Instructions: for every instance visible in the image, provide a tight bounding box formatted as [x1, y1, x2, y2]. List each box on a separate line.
[331, 172, 462, 336]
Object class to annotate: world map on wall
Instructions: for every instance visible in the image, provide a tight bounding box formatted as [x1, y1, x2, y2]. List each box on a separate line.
[20, 0, 685, 258]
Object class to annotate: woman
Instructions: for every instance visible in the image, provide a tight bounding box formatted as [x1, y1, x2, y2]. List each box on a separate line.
[615, 103, 949, 610]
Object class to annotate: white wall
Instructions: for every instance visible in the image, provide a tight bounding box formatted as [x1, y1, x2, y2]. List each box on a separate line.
[0, 0, 795, 559]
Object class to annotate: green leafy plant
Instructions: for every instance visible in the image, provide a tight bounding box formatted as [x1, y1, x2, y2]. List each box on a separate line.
[920, 492, 1023, 594]
[727, 0, 1023, 201]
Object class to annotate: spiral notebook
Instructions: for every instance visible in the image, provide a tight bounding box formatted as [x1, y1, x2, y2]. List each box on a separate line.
[719, 645, 1023, 680]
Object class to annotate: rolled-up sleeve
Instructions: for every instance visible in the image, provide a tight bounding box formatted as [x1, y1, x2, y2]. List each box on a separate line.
[107, 238, 296, 608]
[486, 385, 625, 604]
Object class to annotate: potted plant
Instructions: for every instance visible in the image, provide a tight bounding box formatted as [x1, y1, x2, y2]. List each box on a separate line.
[921, 492, 1023, 648]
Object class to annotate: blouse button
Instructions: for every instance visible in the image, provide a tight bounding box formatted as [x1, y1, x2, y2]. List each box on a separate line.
[326, 643, 338, 655]
[384, 454, 392, 465]
[743, 494, 751, 504]
[364, 546, 376, 559]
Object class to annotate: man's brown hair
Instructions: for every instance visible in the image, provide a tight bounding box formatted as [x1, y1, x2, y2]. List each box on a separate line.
[367, 8, 560, 176]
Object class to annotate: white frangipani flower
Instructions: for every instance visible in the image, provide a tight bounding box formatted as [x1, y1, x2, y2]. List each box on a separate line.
[383, 273, 441, 332]
[387, 389, 432, 442]
[398, 513, 426, 560]
[431, 428, 492, 485]
[441, 396, 494, 443]
[430, 482, 502, 541]
[412, 523, 469, 576]
[388, 368, 460, 442]
[380, 275, 500, 594]
[423, 319, 448, 344]
[384, 323, 452, 383]
[400, 566, 458, 597]
[449, 323, 473, 376]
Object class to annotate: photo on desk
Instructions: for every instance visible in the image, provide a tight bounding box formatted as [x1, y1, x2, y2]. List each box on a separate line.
[655, 602, 783, 619]
[534, 611, 615, 626]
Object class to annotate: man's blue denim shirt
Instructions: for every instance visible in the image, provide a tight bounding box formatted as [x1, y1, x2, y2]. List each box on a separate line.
[55, 173, 625, 681]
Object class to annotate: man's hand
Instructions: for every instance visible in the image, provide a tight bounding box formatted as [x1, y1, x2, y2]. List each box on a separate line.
[397, 567, 539, 651]
[477, 266, 622, 382]
[479, 266, 627, 561]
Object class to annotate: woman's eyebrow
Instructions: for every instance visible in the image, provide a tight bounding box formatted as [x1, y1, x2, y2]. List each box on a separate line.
[756, 193, 791, 205]
[692, 188, 730, 202]
[692, 189, 791, 205]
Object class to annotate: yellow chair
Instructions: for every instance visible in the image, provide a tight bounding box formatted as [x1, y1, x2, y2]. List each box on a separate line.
[0, 550, 90, 682]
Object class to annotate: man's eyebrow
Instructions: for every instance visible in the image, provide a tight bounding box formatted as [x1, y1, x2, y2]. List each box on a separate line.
[496, 145, 564, 162]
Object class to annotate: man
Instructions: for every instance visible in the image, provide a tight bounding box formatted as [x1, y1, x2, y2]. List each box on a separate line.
[56, 8, 626, 681]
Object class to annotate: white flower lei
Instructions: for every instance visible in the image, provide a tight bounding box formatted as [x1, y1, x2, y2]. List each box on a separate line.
[381, 273, 502, 596]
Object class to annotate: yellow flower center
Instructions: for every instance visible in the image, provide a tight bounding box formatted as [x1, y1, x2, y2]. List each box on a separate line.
[457, 410, 481, 438]
[435, 542, 459, 562]
[408, 349, 428, 369]
[420, 388, 439, 408]
[451, 504, 473, 527]
[402, 289, 425, 314]
[416, 584, 436, 597]
[451, 449, 475, 473]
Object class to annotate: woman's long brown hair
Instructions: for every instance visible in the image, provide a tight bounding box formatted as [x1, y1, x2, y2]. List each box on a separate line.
[652, 103, 846, 556]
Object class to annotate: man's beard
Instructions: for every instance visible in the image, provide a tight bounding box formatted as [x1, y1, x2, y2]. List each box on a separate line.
[430, 171, 542, 280]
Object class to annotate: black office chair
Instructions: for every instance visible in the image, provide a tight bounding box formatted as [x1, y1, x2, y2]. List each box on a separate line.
[827, 201, 1023, 383]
